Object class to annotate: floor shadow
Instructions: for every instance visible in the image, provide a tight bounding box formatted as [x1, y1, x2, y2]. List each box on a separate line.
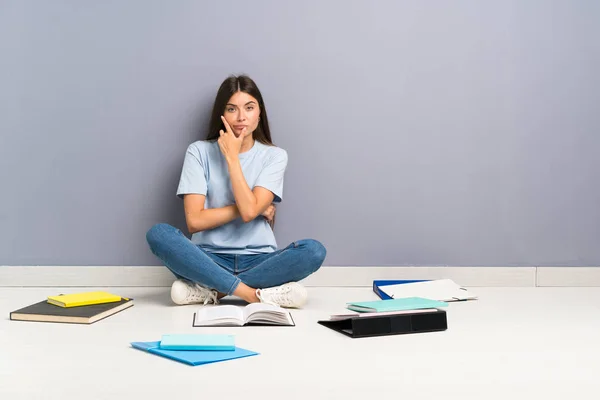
[216, 297, 248, 306]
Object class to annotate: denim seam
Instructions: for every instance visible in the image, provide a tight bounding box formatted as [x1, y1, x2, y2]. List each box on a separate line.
[226, 276, 242, 296]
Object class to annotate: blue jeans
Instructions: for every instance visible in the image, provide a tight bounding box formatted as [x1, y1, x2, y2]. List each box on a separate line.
[146, 223, 326, 295]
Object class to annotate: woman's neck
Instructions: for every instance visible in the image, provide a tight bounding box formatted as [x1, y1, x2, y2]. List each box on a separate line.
[239, 135, 255, 154]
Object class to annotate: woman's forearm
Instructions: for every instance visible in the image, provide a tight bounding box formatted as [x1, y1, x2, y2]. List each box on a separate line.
[187, 205, 240, 233]
[227, 157, 259, 222]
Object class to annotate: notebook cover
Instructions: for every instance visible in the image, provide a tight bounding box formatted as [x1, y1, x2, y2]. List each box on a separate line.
[373, 280, 429, 300]
[47, 291, 123, 307]
[318, 309, 447, 338]
[159, 334, 235, 351]
[9, 298, 134, 324]
[347, 297, 448, 312]
[131, 341, 258, 366]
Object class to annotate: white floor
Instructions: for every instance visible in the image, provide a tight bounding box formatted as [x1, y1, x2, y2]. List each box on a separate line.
[3, 286, 600, 400]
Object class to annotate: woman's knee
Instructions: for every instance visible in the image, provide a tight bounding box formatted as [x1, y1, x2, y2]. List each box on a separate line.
[297, 239, 327, 271]
[146, 223, 177, 249]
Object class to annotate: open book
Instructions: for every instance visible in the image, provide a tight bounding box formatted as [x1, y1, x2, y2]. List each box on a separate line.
[193, 303, 295, 327]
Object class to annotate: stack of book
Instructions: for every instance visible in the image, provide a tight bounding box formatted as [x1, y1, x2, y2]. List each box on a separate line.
[131, 334, 258, 366]
[319, 297, 450, 338]
[319, 279, 478, 338]
[9, 291, 134, 324]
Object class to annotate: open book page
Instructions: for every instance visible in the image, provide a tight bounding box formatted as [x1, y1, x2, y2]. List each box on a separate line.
[242, 303, 294, 326]
[193, 305, 245, 326]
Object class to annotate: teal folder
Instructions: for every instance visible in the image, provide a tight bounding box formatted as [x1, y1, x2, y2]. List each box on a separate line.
[131, 341, 257, 366]
[159, 334, 235, 351]
[346, 297, 448, 312]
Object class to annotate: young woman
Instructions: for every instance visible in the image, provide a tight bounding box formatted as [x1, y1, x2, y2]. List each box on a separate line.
[146, 75, 326, 308]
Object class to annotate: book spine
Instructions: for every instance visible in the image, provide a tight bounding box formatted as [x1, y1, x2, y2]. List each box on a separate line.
[372, 282, 392, 300]
[352, 311, 447, 337]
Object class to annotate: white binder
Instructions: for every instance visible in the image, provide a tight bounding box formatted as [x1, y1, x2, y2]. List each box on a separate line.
[378, 279, 477, 302]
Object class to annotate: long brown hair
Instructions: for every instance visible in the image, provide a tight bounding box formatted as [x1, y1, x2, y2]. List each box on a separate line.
[205, 75, 273, 145]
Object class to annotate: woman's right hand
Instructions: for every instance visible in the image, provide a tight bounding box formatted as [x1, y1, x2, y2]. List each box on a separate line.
[262, 204, 276, 222]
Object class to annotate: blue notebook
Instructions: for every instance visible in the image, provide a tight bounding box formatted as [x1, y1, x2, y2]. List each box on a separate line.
[159, 334, 235, 351]
[131, 341, 258, 366]
[346, 297, 448, 312]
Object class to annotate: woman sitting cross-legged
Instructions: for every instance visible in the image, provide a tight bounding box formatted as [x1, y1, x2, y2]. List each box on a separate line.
[146, 74, 326, 308]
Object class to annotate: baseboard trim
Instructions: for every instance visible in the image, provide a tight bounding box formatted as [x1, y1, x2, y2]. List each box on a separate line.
[2, 266, 599, 287]
[0, 265, 540, 287]
[0, 266, 175, 287]
[536, 267, 600, 287]
[301, 266, 536, 287]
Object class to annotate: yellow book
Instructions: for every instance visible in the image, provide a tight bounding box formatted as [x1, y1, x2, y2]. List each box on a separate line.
[47, 291, 123, 308]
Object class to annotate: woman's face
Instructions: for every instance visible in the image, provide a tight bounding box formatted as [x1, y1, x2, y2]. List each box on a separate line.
[223, 91, 260, 138]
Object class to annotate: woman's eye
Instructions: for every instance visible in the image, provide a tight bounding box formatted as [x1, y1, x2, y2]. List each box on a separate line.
[227, 107, 235, 112]
[246, 106, 254, 111]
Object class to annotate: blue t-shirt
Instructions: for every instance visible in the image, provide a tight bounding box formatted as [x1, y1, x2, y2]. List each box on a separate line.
[176, 139, 288, 254]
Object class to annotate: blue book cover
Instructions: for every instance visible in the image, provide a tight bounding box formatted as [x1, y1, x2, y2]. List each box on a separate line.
[159, 334, 235, 351]
[131, 341, 258, 366]
[373, 280, 430, 300]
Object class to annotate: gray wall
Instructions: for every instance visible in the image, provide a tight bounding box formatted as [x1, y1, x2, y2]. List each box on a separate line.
[1, 0, 599, 267]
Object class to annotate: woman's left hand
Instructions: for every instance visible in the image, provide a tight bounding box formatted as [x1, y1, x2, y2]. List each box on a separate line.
[262, 204, 276, 221]
[218, 116, 245, 163]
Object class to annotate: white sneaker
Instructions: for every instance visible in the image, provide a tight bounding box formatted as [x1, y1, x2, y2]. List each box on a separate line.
[170, 279, 219, 305]
[256, 282, 308, 308]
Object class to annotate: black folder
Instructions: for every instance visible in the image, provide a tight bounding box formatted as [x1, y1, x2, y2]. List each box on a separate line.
[318, 309, 447, 338]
